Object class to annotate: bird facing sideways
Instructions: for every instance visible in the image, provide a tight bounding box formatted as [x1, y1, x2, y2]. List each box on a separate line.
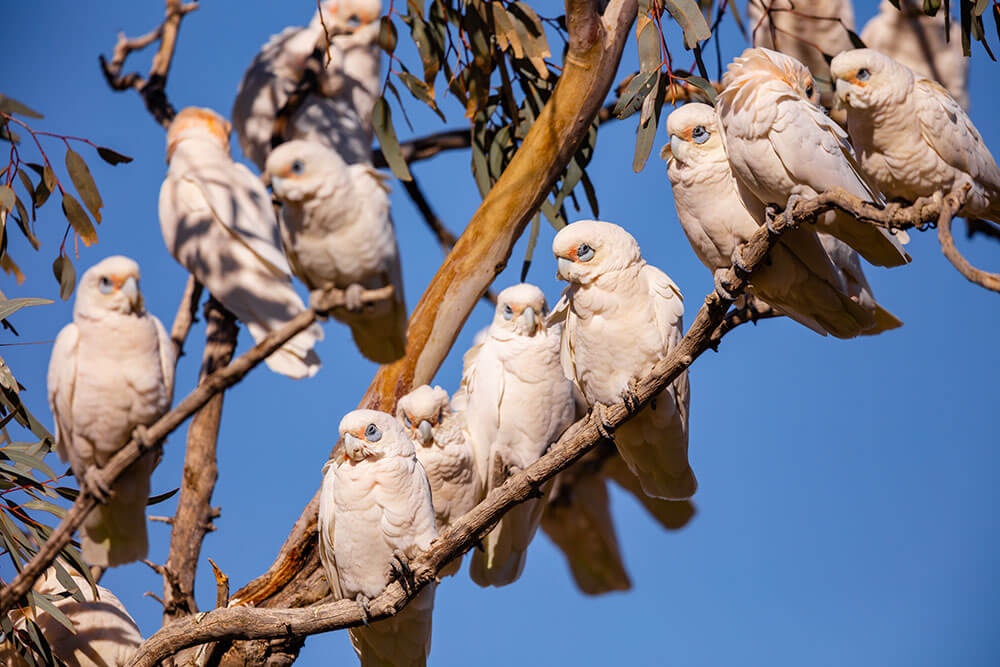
[319, 410, 437, 667]
[831, 48, 1000, 224]
[266, 139, 407, 364]
[551, 220, 695, 500]
[47, 256, 174, 567]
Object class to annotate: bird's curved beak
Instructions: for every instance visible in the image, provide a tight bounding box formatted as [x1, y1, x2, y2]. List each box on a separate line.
[669, 135, 684, 164]
[121, 276, 142, 312]
[832, 78, 849, 110]
[343, 433, 373, 462]
[417, 420, 433, 445]
[520, 306, 537, 334]
[556, 257, 573, 281]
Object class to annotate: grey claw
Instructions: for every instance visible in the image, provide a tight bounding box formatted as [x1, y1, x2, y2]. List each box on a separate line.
[388, 550, 414, 593]
[764, 204, 782, 234]
[591, 403, 615, 442]
[713, 270, 739, 302]
[730, 245, 751, 276]
[344, 284, 364, 312]
[355, 593, 371, 626]
[83, 466, 112, 504]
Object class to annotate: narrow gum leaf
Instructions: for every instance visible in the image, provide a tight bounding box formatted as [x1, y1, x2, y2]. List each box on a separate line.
[0, 186, 13, 213]
[60, 193, 98, 246]
[65, 148, 103, 223]
[371, 97, 413, 181]
[96, 146, 133, 165]
[52, 256, 76, 301]
[663, 0, 712, 49]
[0, 95, 43, 119]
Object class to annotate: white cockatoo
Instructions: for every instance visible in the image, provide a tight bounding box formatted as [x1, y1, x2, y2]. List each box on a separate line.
[664, 102, 898, 338]
[831, 49, 1000, 223]
[460, 284, 576, 587]
[47, 256, 174, 567]
[599, 450, 696, 530]
[716, 47, 910, 268]
[159, 107, 323, 378]
[396, 384, 482, 576]
[746, 0, 855, 84]
[318, 410, 437, 667]
[551, 220, 695, 500]
[817, 233, 902, 335]
[861, 0, 968, 109]
[541, 470, 631, 596]
[8, 569, 142, 667]
[232, 0, 383, 169]
[265, 139, 406, 363]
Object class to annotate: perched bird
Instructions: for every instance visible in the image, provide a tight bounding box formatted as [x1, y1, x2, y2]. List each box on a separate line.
[551, 221, 695, 500]
[541, 469, 631, 595]
[396, 384, 482, 575]
[232, 0, 383, 169]
[318, 410, 437, 667]
[266, 139, 407, 364]
[746, 0, 856, 85]
[599, 450, 697, 531]
[159, 107, 322, 378]
[860, 0, 968, 109]
[817, 233, 902, 335]
[716, 47, 910, 268]
[664, 102, 890, 338]
[47, 256, 174, 567]
[460, 284, 576, 587]
[8, 569, 142, 667]
[831, 49, 1000, 223]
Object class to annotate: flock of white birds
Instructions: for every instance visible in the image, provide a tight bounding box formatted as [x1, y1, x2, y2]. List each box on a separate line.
[8, 0, 999, 665]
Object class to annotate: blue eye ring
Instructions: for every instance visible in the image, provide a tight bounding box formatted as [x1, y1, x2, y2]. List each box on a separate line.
[856, 68, 870, 82]
[503, 304, 514, 320]
[691, 125, 710, 144]
[365, 424, 382, 442]
[347, 13, 361, 27]
[290, 159, 305, 175]
[577, 244, 595, 262]
[402, 413, 412, 427]
[98, 277, 114, 294]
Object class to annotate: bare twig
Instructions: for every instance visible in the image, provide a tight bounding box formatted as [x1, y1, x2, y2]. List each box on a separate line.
[937, 202, 1000, 293]
[709, 300, 781, 348]
[0, 285, 396, 615]
[169, 276, 203, 364]
[162, 298, 239, 629]
[207, 558, 230, 609]
[99, 0, 198, 127]
[129, 189, 965, 664]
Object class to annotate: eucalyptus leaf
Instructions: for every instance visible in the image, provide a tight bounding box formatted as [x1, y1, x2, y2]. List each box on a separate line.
[0, 95, 43, 119]
[663, 0, 712, 49]
[371, 97, 412, 181]
[0, 297, 52, 321]
[52, 256, 76, 301]
[61, 193, 98, 246]
[65, 148, 103, 223]
[96, 146, 133, 165]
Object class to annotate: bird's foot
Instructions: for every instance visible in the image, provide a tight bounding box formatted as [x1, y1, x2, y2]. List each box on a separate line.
[344, 284, 365, 312]
[308, 290, 331, 318]
[713, 269, 739, 302]
[620, 380, 642, 416]
[82, 466, 112, 504]
[388, 550, 415, 593]
[730, 245, 751, 277]
[764, 204, 783, 235]
[591, 403, 615, 442]
[784, 194, 807, 227]
[132, 424, 153, 452]
[355, 593, 372, 626]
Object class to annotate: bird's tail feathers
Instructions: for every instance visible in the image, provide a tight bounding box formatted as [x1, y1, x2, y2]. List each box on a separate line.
[81, 454, 154, 567]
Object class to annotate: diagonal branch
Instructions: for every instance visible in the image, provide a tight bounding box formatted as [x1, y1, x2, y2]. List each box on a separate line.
[98, 0, 198, 127]
[937, 203, 1000, 293]
[128, 186, 965, 664]
[0, 286, 395, 615]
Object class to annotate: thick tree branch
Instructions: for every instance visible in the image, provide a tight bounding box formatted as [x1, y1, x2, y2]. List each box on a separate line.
[0, 286, 395, 615]
[162, 298, 238, 631]
[226, 0, 643, 629]
[131, 187, 963, 664]
[99, 0, 198, 127]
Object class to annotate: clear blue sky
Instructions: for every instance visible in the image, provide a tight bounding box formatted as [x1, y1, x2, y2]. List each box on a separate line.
[3, 1, 999, 665]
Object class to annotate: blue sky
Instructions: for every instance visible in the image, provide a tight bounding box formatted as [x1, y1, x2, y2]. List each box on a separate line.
[3, 1, 999, 665]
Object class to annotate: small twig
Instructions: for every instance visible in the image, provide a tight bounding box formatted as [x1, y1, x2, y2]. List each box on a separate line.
[0, 284, 396, 615]
[709, 300, 781, 348]
[937, 199, 1000, 293]
[149, 515, 174, 525]
[170, 276, 203, 364]
[208, 558, 229, 609]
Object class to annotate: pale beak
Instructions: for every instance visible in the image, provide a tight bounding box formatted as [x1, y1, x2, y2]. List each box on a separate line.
[660, 141, 673, 162]
[520, 306, 537, 334]
[417, 420, 433, 445]
[669, 135, 684, 163]
[556, 257, 573, 281]
[343, 433, 373, 461]
[121, 276, 141, 311]
[832, 78, 849, 110]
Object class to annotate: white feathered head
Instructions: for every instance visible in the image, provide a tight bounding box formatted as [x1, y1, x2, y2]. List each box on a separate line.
[717, 47, 820, 134]
[313, 0, 383, 33]
[396, 384, 450, 446]
[74, 255, 145, 319]
[265, 139, 348, 204]
[831, 49, 915, 111]
[165, 107, 231, 163]
[490, 283, 548, 338]
[662, 103, 727, 170]
[339, 409, 414, 462]
[552, 220, 643, 286]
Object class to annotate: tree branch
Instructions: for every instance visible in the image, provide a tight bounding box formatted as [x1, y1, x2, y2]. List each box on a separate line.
[937, 202, 1000, 293]
[169, 276, 203, 363]
[98, 0, 198, 127]
[130, 186, 963, 664]
[0, 286, 395, 615]
[224, 0, 643, 635]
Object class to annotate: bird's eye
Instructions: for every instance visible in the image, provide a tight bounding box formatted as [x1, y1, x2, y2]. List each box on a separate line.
[98, 277, 114, 295]
[290, 160, 305, 175]
[347, 13, 361, 27]
[503, 304, 514, 320]
[805, 84, 814, 99]
[856, 68, 870, 82]
[402, 413, 412, 427]
[691, 125, 709, 144]
[437, 408, 443, 424]
[364, 423, 381, 442]
[576, 243, 595, 262]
